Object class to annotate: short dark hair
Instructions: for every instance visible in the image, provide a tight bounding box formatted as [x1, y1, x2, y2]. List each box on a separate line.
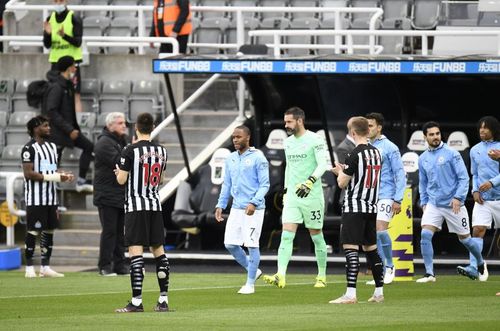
[27, 115, 49, 137]
[235, 125, 251, 136]
[136, 112, 154, 134]
[422, 121, 440, 135]
[478, 116, 500, 141]
[284, 106, 305, 121]
[365, 112, 385, 128]
[351, 116, 369, 136]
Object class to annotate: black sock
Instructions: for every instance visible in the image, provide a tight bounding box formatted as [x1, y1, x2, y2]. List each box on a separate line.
[40, 231, 53, 266]
[130, 255, 144, 299]
[25, 232, 36, 266]
[155, 254, 170, 296]
[344, 249, 359, 289]
[366, 249, 384, 287]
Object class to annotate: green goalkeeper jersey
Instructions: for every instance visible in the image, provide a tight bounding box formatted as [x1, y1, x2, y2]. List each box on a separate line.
[284, 130, 328, 201]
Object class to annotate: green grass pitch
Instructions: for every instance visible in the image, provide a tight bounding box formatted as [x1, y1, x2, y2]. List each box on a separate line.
[0, 271, 499, 330]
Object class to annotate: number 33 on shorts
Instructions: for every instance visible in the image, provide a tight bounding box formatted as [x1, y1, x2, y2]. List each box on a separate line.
[310, 210, 322, 223]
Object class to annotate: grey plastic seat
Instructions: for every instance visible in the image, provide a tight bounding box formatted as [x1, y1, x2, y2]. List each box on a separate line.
[226, 17, 260, 54]
[194, 17, 230, 54]
[349, 0, 381, 29]
[0, 79, 15, 112]
[256, 18, 290, 54]
[199, 0, 228, 19]
[107, 17, 138, 54]
[411, 0, 442, 30]
[99, 80, 130, 114]
[290, 0, 318, 20]
[111, 0, 139, 18]
[381, 0, 412, 29]
[5, 111, 37, 145]
[260, 0, 290, 20]
[12, 79, 39, 113]
[129, 80, 164, 123]
[287, 18, 320, 56]
[83, 16, 111, 53]
[0, 145, 24, 172]
[80, 78, 100, 113]
[0, 111, 8, 154]
[83, 0, 110, 18]
[230, 0, 259, 19]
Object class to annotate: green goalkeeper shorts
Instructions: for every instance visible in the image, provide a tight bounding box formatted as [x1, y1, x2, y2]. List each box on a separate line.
[282, 195, 324, 230]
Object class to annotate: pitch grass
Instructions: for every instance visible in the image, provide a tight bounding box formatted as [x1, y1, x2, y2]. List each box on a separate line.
[0, 271, 499, 330]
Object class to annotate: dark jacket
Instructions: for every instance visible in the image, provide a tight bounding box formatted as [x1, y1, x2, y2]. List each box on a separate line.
[336, 136, 356, 164]
[93, 127, 127, 208]
[44, 70, 79, 148]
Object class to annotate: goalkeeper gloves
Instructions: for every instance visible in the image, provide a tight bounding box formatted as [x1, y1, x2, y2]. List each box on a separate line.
[295, 176, 317, 198]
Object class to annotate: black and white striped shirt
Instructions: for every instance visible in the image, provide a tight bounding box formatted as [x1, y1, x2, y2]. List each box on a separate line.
[21, 139, 59, 206]
[119, 140, 168, 213]
[342, 144, 381, 213]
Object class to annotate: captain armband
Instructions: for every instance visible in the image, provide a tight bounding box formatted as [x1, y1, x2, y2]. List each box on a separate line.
[43, 173, 62, 182]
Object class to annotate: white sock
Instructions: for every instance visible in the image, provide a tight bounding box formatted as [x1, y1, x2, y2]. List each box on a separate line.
[346, 287, 356, 298]
[158, 295, 168, 304]
[374, 287, 384, 297]
[131, 297, 142, 306]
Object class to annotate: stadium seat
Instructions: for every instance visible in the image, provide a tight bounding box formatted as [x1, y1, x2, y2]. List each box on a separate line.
[260, 0, 290, 20]
[229, 0, 259, 19]
[381, 0, 412, 29]
[411, 0, 442, 30]
[76, 112, 97, 142]
[5, 111, 37, 146]
[287, 18, 320, 56]
[82, 16, 111, 53]
[198, 0, 228, 20]
[80, 78, 100, 113]
[58, 148, 82, 190]
[440, 1, 478, 26]
[290, 0, 319, 20]
[194, 17, 230, 54]
[11, 79, 38, 113]
[226, 17, 260, 54]
[0, 79, 15, 112]
[129, 80, 165, 123]
[255, 18, 290, 54]
[82, 0, 110, 18]
[106, 17, 138, 54]
[407, 130, 427, 153]
[0, 111, 8, 154]
[99, 80, 130, 114]
[0, 145, 24, 172]
[349, 0, 381, 28]
[111, 0, 139, 18]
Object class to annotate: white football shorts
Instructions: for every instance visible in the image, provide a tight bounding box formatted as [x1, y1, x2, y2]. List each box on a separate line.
[376, 199, 395, 222]
[224, 208, 265, 248]
[421, 203, 470, 235]
[472, 200, 500, 228]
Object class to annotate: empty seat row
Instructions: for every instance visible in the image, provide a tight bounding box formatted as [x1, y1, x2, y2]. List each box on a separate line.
[0, 78, 166, 122]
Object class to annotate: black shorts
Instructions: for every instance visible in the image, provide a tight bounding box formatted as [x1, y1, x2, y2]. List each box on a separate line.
[340, 212, 377, 246]
[26, 205, 59, 231]
[125, 211, 165, 247]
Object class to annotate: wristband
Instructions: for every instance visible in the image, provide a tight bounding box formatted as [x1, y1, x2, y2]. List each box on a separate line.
[43, 173, 62, 182]
[308, 176, 317, 184]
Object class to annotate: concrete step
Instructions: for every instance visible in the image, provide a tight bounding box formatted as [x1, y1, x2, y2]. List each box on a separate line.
[179, 111, 237, 127]
[53, 229, 101, 247]
[158, 127, 225, 145]
[51, 245, 99, 266]
[59, 210, 100, 230]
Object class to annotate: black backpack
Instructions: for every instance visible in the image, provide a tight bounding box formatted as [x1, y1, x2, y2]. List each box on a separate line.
[26, 80, 50, 109]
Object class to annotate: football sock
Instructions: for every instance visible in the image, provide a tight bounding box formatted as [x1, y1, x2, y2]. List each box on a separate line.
[130, 255, 144, 300]
[377, 230, 393, 268]
[40, 231, 53, 266]
[155, 254, 170, 296]
[460, 236, 484, 267]
[366, 249, 384, 288]
[247, 247, 260, 286]
[25, 232, 36, 267]
[311, 232, 327, 278]
[344, 248, 359, 297]
[277, 231, 296, 276]
[420, 229, 434, 276]
[225, 244, 248, 270]
[468, 237, 483, 269]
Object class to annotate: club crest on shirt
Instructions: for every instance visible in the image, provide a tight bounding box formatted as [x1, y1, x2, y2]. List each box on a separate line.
[120, 157, 125, 165]
[245, 159, 252, 166]
[437, 156, 445, 165]
[22, 151, 31, 161]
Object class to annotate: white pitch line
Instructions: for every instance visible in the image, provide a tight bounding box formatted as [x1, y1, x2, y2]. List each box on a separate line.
[0, 281, 346, 300]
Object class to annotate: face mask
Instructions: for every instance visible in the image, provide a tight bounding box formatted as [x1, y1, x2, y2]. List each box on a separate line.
[54, 4, 66, 14]
[69, 72, 76, 80]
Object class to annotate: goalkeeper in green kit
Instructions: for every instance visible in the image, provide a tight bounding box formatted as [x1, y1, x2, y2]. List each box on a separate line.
[263, 107, 329, 288]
